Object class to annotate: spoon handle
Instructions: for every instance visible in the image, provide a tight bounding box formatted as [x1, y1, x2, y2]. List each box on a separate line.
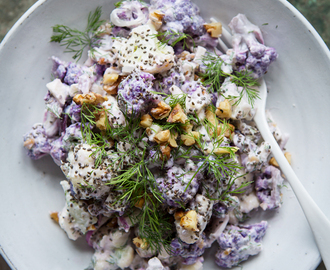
[254, 108, 330, 269]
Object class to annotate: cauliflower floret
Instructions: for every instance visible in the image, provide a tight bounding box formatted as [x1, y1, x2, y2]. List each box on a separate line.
[58, 180, 98, 240]
[156, 160, 201, 207]
[150, 0, 205, 37]
[228, 14, 278, 78]
[110, 0, 149, 28]
[146, 257, 168, 270]
[111, 24, 175, 74]
[46, 78, 70, 106]
[117, 71, 159, 116]
[91, 229, 134, 270]
[102, 95, 126, 127]
[255, 165, 284, 210]
[23, 123, 52, 160]
[175, 194, 213, 244]
[215, 221, 268, 268]
[217, 77, 255, 120]
[60, 143, 119, 200]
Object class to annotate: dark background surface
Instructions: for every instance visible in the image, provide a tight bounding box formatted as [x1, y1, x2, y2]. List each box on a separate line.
[0, 0, 328, 269]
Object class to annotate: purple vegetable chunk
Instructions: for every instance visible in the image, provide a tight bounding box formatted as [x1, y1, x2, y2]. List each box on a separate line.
[215, 221, 268, 268]
[228, 14, 278, 78]
[255, 165, 284, 210]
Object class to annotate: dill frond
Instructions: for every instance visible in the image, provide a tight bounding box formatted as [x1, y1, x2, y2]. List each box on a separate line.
[50, 7, 106, 61]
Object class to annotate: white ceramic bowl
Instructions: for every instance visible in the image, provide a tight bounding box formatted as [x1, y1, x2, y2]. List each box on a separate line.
[1, 0, 329, 269]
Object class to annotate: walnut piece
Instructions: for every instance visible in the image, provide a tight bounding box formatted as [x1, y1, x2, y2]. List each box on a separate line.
[181, 131, 199, 146]
[154, 130, 170, 144]
[133, 237, 149, 250]
[73, 92, 108, 105]
[150, 101, 171, 120]
[180, 210, 198, 232]
[214, 147, 238, 155]
[168, 132, 178, 148]
[167, 104, 188, 124]
[216, 99, 232, 119]
[140, 114, 153, 128]
[50, 212, 59, 224]
[134, 198, 145, 209]
[204, 22, 222, 38]
[149, 10, 165, 30]
[174, 209, 185, 220]
[269, 152, 292, 167]
[160, 145, 171, 161]
[23, 138, 35, 149]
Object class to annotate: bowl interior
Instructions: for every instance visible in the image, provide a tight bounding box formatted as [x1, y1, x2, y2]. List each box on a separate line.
[0, 0, 329, 269]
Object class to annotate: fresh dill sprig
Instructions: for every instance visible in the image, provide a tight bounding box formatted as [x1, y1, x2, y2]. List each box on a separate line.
[200, 52, 260, 107]
[108, 149, 173, 252]
[50, 7, 106, 61]
[153, 30, 195, 50]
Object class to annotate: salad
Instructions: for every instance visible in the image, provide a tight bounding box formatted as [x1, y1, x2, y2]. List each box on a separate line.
[22, 0, 289, 269]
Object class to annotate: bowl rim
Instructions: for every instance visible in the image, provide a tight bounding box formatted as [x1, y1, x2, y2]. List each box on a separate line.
[0, 0, 328, 269]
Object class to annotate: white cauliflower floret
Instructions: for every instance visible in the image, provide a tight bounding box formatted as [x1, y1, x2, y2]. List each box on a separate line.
[218, 77, 255, 120]
[46, 78, 70, 106]
[61, 143, 120, 200]
[92, 229, 134, 270]
[102, 96, 126, 127]
[58, 181, 97, 240]
[146, 257, 168, 270]
[111, 25, 175, 74]
[175, 194, 213, 244]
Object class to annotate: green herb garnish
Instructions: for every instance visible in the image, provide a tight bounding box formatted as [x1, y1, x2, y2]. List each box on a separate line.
[50, 7, 105, 61]
[200, 52, 260, 107]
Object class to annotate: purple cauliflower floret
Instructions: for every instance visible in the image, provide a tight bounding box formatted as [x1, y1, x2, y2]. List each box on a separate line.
[215, 221, 268, 268]
[117, 71, 158, 116]
[228, 14, 278, 78]
[156, 161, 201, 207]
[64, 63, 82, 85]
[23, 123, 52, 159]
[111, 26, 131, 38]
[154, 68, 185, 95]
[51, 56, 67, 80]
[150, 0, 205, 36]
[255, 165, 284, 210]
[171, 236, 206, 264]
[110, 0, 149, 28]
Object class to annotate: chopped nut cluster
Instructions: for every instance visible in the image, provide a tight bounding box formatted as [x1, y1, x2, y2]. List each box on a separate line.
[180, 210, 198, 232]
[103, 73, 121, 95]
[150, 101, 171, 120]
[73, 92, 108, 105]
[167, 104, 188, 124]
[149, 10, 165, 30]
[216, 99, 232, 119]
[133, 237, 149, 250]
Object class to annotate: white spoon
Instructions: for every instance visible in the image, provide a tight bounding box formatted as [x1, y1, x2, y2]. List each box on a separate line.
[218, 25, 330, 269]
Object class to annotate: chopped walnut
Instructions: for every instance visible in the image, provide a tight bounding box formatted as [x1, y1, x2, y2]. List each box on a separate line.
[269, 152, 292, 168]
[133, 237, 149, 250]
[23, 138, 35, 149]
[205, 106, 217, 126]
[181, 131, 199, 146]
[140, 114, 153, 128]
[96, 23, 112, 37]
[204, 22, 222, 38]
[73, 92, 108, 105]
[214, 147, 238, 155]
[103, 74, 124, 95]
[154, 130, 170, 144]
[160, 145, 171, 161]
[217, 123, 235, 139]
[149, 10, 165, 30]
[150, 101, 171, 120]
[95, 110, 107, 131]
[216, 99, 232, 119]
[87, 225, 96, 231]
[174, 209, 185, 220]
[135, 198, 145, 209]
[180, 210, 198, 232]
[167, 104, 188, 124]
[168, 132, 178, 148]
[50, 212, 59, 224]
